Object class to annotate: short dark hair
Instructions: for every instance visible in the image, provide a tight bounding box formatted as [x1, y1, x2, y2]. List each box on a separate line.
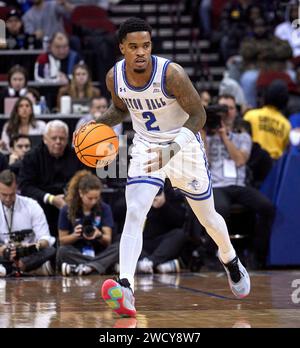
[0, 170, 16, 187]
[118, 17, 152, 43]
[9, 134, 32, 149]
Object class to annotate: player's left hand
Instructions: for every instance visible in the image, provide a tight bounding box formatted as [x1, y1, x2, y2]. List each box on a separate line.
[144, 142, 180, 173]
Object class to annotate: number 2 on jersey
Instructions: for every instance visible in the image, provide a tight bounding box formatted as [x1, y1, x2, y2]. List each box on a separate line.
[142, 111, 160, 131]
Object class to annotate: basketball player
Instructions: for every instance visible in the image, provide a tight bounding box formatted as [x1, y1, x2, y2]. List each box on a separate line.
[94, 18, 250, 317]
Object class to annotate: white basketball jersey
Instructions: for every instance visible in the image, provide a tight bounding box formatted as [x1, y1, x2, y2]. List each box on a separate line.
[114, 55, 189, 143]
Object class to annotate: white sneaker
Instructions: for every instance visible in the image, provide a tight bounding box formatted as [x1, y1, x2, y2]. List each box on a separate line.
[61, 262, 77, 276]
[220, 256, 251, 298]
[75, 264, 93, 276]
[0, 265, 6, 277]
[136, 258, 153, 274]
[156, 259, 180, 273]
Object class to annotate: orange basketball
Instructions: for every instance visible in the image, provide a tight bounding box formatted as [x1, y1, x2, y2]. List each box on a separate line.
[74, 123, 119, 168]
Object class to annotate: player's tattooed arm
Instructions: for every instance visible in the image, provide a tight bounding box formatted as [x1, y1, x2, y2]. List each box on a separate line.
[165, 63, 206, 133]
[96, 68, 129, 126]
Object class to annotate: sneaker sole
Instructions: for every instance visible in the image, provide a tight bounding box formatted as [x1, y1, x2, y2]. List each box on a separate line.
[218, 255, 250, 299]
[101, 279, 136, 318]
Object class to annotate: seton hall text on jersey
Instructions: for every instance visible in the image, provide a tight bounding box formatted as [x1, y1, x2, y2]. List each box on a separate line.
[121, 97, 167, 111]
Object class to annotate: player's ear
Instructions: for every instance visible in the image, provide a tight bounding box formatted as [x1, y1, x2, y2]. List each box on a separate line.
[119, 43, 125, 55]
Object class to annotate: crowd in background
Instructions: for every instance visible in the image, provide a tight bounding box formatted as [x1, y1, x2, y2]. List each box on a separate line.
[0, 0, 299, 278]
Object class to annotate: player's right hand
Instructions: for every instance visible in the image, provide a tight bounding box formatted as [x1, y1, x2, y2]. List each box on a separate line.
[72, 121, 96, 146]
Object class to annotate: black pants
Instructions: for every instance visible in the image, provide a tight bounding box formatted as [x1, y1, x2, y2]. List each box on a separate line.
[56, 242, 119, 274]
[213, 186, 275, 265]
[0, 246, 56, 274]
[140, 228, 187, 267]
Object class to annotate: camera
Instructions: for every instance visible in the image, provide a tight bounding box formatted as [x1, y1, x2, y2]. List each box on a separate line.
[2, 229, 38, 261]
[204, 104, 229, 135]
[3, 244, 38, 261]
[81, 217, 95, 238]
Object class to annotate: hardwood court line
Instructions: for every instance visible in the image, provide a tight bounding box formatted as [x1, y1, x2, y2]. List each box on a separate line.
[152, 277, 240, 301]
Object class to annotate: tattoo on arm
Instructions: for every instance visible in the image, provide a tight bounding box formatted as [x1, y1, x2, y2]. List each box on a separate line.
[96, 68, 129, 126]
[166, 63, 206, 133]
[96, 104, 128, 127]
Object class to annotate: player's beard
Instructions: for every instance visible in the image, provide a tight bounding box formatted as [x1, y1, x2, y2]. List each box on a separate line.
[133, 68, 146, 74]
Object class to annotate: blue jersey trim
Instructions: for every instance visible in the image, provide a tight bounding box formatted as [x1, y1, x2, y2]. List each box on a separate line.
[127, 175, 165, 185]
[122, 56, 157, 92]
[161, 60, 175, 99]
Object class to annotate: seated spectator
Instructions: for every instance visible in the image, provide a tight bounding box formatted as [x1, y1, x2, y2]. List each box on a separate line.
[34, 32, 82, 83]
[57, 170, 118, 276]
[198, 89, 211, 107]
[275, 1, 300, 58]
[205, 97, 275, 268]
[0, 65, 29, 114]
[57, 63, 100, 112]
[136, 182, 186, 274]
[0, 170, 56, 277]
[8, 134, 32, 176]
[76, 96, 123, 136]
[239, 17, 293, 108]
[219, 71, 247, 113]
[22, 0, 75, 41]
[244, 80, 291, 160]
[1, 96, 46, 153]
[2, 9, 42, 50]
[25, 87, 45, 115]
[18, 120, 84, 237]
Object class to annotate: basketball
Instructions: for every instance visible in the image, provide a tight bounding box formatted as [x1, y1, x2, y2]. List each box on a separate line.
[74, 123, 119, 168]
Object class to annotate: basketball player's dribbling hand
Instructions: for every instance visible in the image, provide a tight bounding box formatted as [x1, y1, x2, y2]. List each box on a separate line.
[72, 120, 96, 146]
[144, 142, 180, 173]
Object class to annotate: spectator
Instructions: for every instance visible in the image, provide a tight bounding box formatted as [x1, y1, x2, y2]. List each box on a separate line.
[57, 63, 100, 112]
[8, 134, 32, 176]
[75, 96, 123, 136]
[2, 9, 42, 50]
[239, 17, 293, 107]
[244, 80, 291, 159]
[1, 96, 46, 153]
[198, 89, 211, 107]
[0, 65, 29, 114]
[25, 87, 44, 115]
[219, 71, 247, 113]
[18, 120, 84, 237]
[34, 32, 82, 83]
[57, 170, 118, 276]
[0, 170, 56, 277]
[275, 0, 300, 58]
[206, 97, 275, 268]
[22, 0, 75, 41]
[136, 182, 187, 274]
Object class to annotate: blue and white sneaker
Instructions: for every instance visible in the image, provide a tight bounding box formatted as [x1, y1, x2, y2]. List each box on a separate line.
[220, 256, 251, 299]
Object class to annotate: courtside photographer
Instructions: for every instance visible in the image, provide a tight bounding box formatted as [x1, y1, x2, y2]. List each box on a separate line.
[0, 170, 56, 277]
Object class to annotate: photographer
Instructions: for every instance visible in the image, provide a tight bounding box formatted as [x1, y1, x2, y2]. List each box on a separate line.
[57, 170, 118, 276]
[204, 95, 275, 268]
[0, 170, 56, 277]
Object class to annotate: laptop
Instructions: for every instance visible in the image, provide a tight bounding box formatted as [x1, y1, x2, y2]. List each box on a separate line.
[4, 97, 18, 115]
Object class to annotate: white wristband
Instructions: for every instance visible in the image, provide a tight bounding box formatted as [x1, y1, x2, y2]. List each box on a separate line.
[173, 127, 195, 150]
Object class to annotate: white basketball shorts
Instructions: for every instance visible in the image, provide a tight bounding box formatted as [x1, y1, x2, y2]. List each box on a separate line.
[127, 133, 212, 200]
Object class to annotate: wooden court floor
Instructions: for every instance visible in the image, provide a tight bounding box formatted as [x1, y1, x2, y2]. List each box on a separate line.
[0, 271, 300, 328]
